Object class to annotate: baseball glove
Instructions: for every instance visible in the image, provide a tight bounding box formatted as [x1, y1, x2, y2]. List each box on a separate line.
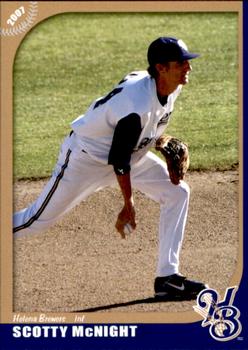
[155, 135, 189, 185]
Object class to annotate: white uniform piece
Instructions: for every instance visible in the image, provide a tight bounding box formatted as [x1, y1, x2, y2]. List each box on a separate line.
[13, 71, 189, 277]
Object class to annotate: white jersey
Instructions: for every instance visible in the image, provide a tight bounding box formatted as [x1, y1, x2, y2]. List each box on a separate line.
[14, 70, 189, 279]
[71, 71, 182, 164]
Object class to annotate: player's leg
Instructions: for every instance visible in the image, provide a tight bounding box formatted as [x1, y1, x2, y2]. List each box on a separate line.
[131, 152, 207, 298]
[132, 151, 189, 276]
[13, 136, 115, 238]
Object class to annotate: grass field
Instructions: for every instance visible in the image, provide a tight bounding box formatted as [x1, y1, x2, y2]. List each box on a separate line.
[13, 12, 239, 179]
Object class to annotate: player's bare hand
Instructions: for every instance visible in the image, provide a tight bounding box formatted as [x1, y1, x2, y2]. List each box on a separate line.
[115, 202, 136, 239]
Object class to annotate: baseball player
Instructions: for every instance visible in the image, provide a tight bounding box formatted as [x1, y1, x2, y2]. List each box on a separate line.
[13, 37, 208, 299]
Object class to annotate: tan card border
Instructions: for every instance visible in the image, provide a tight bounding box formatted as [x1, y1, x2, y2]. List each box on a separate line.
[0, 1, 243, 324]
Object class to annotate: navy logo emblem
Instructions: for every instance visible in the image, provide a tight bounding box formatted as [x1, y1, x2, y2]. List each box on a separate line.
[193, 286, 242, 341]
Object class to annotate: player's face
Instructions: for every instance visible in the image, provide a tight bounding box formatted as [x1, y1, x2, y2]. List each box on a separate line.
[167, 60, 192, 86]
[155, 60, 193, 95]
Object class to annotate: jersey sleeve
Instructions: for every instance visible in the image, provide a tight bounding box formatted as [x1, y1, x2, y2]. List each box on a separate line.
[108, 113, 142, 175]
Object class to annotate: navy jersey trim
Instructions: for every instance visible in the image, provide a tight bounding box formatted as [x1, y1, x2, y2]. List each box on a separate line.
[13, 149, 72, 233]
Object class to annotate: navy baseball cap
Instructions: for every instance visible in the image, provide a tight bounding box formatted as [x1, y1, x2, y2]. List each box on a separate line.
[147, 37, 199, 65]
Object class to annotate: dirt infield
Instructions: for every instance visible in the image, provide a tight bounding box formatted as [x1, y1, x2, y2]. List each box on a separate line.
[13, 170, 239, 313]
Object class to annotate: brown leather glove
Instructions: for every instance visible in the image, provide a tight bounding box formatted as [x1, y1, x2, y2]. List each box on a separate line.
[155, 135, 189, 185]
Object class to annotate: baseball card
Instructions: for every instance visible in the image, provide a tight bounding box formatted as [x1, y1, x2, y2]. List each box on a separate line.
[0, 1, 247, 349]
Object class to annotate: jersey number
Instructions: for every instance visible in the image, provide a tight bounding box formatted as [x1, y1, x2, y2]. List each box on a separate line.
[93, 87, 123, 109]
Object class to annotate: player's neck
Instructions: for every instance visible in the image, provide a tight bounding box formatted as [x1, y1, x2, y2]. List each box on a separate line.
[155, 76, 178, 96]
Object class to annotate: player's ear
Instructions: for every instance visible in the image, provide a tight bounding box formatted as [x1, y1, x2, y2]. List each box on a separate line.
[155, 63, 169, 74]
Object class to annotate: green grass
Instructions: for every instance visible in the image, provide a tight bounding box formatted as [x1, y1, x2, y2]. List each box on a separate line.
[13, 12, 239, 179]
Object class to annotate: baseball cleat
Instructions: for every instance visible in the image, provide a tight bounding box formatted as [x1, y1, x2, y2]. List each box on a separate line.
[154, 273, 208, 300]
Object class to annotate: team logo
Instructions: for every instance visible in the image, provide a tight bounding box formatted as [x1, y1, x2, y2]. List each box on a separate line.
[134, 137, 154, 151]
[157, 112, 171, 127]
[177, 39, 188, 51]
[193, 286, 242, 341]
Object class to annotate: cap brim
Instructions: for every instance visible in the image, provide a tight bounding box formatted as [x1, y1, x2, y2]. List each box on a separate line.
[182, 52, 200, 60]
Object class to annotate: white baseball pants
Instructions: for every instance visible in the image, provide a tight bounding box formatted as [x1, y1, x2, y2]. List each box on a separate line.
[13, 133, 190, 277]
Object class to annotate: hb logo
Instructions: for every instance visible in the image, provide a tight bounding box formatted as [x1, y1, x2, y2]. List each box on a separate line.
[193, 286, 242, 341]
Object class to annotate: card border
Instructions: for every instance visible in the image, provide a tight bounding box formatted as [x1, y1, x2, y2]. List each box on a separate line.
[0, 0, 243, 325]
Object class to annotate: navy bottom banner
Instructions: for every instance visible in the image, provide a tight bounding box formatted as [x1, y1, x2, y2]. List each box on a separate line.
[0, 322, 247, 350]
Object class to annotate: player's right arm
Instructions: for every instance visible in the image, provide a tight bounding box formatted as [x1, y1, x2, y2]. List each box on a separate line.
[115, 173, 136, 238]
[108, 113, 142, 237]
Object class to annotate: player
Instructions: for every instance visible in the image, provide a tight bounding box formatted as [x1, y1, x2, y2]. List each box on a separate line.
[13, 37, 208, 300]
